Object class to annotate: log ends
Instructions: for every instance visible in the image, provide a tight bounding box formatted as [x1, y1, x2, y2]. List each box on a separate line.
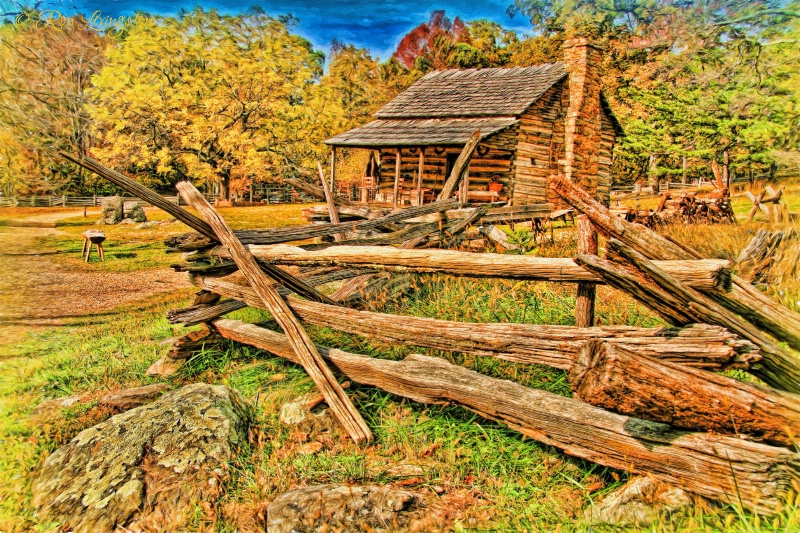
[571, 340, 800, 448]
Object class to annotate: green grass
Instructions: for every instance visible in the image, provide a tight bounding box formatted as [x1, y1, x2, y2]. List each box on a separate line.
[1, 200, 799, 532]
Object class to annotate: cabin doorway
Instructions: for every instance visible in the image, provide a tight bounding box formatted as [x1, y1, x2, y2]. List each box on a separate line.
[444, 152, 459, 181]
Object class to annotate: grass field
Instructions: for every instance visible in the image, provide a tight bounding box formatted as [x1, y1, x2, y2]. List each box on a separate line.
[0, 191, 798, 532]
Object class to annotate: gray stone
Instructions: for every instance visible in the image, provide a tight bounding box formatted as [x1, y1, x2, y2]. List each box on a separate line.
[584, 476, 693, 527]
[134, 221, 160, 230]
[267, 484, 428, 533]
[118, 217, 136, 224]
[32, 384, 251, 533]
[100, 196, 122, 225]
[383, 464, 426, 478]
[279, 392, 325, 425]
[98, 383, 171, 411]
[125, 204, 147, 223]
[145, 357, 183, 377]
[33, 394, 84, 417]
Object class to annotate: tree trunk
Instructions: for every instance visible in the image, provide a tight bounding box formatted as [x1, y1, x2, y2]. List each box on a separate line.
[682, 154, 688, 184]
[723, 150, 730, 188]
[219, 173, 230, 201]
[212, 318, 800, 514]
[570, 340, 800, 447]
[648, 153, 658, 189]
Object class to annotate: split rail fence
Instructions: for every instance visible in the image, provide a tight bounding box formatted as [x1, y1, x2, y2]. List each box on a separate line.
[60, 148, 800, 516]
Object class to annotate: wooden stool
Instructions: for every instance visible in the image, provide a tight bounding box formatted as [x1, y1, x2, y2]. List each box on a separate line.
[81, 230, 106, 262]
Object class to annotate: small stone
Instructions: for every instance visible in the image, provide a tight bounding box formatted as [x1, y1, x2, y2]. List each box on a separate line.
[297, 441, 323, 455]
[98, 383, 171, 411]
[33, 394, 84, 417]
[584, 476, 693, 527]
[134, 221, 160, 230]
[384, 464, 426, 478]
[146, 357, 183, 377]
[118, 217, 136, 225]
[267, 484, 427, 533]
[279, 393, 326, 425]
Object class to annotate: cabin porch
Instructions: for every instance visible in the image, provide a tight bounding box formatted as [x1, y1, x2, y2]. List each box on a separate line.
[329, 143, 514, 208]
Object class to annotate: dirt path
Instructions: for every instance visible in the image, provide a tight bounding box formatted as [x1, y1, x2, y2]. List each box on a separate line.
[0, 209, 190, 349]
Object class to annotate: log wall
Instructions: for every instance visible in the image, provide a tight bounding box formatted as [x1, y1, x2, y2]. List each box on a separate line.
[377, 142, 516, 197]
[514, 84, 563, 205]
[597, 108, 615, 201]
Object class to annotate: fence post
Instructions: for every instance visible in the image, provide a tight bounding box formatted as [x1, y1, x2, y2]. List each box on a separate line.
[93, 194, 97, 207]
[575, 214, 597, 327]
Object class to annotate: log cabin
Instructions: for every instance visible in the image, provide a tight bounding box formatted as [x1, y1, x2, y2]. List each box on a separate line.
[324, 38, 621, 208]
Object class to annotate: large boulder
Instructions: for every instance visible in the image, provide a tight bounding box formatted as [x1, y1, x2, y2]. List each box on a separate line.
[267, 484, 428, 533]
[32, 383, 251, 533]
[100, 196, 123, 224]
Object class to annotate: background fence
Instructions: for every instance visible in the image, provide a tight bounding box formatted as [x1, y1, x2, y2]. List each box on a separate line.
[0, 189, 318, 208]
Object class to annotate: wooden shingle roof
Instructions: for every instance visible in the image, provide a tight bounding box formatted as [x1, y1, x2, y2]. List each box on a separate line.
[324, 117, 518, 148]
[375, 63, 566, 119]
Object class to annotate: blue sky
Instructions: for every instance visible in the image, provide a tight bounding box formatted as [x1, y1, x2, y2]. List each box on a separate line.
[45, 0, 533, 60]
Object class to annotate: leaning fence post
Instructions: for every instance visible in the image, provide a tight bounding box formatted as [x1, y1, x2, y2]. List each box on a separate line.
[575, 214, 597, 327]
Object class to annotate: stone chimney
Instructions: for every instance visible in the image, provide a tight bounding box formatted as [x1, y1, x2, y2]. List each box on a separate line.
[562, 38, 603, 197]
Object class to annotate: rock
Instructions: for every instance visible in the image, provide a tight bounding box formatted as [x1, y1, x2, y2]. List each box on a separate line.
[134, 221, 160, 230]
[279, 392, 325, 425]
[384, 464, 426, 478]
[32, 384, 251, 533]
[118, 217, 136, 224]
[584, 477, 693, 527]
[98, 383, 170, 411]
[267, 484, 427, 533]
[146, 357, 183, 377]
[100, 196, 123, 225]
[125, 204, 147, 223]
[297, 441, 323, 455]
[33, 394, 84, 416]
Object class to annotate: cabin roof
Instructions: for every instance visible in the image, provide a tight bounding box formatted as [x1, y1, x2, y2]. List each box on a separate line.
[323, 117, 518, 148]
[375, 63, 567, 119]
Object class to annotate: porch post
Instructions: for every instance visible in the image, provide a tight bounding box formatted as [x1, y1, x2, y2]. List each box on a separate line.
[393, 148, 401, 207]
[330, 147, 337, 199]
[417, 148, 424, 205]
[461, 168, 470, 203]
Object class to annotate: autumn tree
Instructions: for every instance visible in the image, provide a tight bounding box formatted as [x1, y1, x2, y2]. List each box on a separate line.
[0, 15, 107, 195]
[508, 0, 800, 183]
[393, 10, 471, 71]
[89, 9, 323, 199]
